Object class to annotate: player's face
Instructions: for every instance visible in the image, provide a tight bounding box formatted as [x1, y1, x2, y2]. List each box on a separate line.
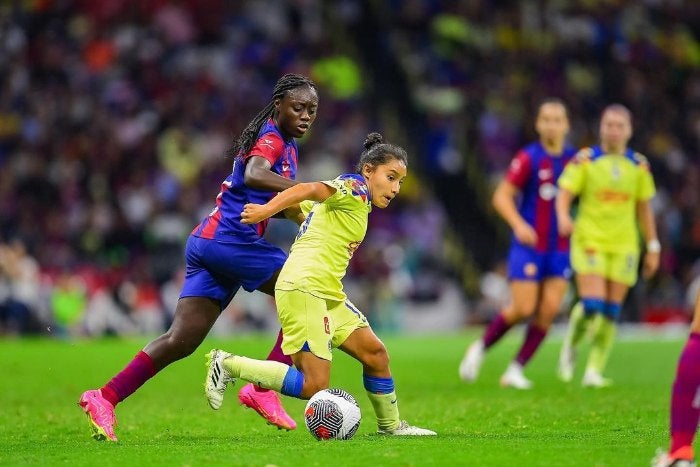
[535, 103, 569, 145]
[600, 109, 632, 151]
[275, 85, 319, 139]
[363, 157, 407, 209]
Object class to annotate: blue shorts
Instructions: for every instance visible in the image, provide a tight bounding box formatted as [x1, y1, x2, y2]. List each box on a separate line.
[507, 243, 571, 281]
[180, 235, 287, 307]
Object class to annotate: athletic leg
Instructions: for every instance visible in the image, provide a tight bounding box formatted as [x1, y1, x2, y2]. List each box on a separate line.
[237, 270, 298, 429]
[79, 296, 221, 441]
[503, 277, 568, 389]
[665, 293, 700, 464]
[460, 280, 538, 383]
[340, 327, 435, 435]
[559, 274, 606, 382]
[583, 280, 627, 387]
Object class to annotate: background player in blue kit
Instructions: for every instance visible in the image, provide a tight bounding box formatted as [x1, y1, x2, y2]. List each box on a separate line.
[459, 98, 575, 389]
[78, 74, 318, 441]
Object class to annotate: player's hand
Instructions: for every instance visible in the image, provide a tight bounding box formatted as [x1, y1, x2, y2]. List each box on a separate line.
[642, 251, 660, 280]
[557, 214, 574, 237]
[240, 203, 269, 224]
[513, 222, 537, 247]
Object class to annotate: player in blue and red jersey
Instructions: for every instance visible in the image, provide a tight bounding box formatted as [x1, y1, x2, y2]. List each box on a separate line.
[78, 74, 319, 441]
[459, 98, 575, 389]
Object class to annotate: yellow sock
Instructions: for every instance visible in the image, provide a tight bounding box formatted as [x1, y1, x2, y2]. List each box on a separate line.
[586, 315, 616, 374]
[366, 391, 400, 431]
[224, 356, 288, 392]
[565, 301, 593, 348]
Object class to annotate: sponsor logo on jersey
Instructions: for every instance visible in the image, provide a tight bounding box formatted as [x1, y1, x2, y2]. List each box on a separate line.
[539, 182, 557, 201]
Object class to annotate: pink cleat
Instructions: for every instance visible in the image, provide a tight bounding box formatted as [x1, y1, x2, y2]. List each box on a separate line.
[78, 389, 118, 442]
[238, 383, 297, 430]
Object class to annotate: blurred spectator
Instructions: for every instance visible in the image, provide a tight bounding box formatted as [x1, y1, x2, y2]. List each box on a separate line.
[0, 239, 42, 334]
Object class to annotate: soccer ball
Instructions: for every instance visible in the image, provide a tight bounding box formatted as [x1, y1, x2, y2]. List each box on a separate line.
[304, 388, 361, 440]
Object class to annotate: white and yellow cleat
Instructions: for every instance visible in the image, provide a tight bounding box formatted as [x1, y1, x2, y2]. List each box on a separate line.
[378, 420, 437, 436]
[500, 362, 533, 390]
[459, 340, 485, 382]
[582, 368, 612, 388]
[205, 349, 235, 410]
[557, 343, 576, 383]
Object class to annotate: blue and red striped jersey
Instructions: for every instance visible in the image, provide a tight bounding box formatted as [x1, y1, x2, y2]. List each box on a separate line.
[192, 119, 298, 241]
[505, 141, 576, 253]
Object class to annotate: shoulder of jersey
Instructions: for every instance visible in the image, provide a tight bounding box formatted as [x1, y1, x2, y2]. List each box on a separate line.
[631, 151, 650, 168]
[572, 147, 594, 164]
[338, 173, 369, 198]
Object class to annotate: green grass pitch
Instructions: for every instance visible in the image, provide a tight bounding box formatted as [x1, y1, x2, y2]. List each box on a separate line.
[0, 329, 685, 466]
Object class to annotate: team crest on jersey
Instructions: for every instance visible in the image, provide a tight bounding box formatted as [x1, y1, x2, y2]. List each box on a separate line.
[611, 162, 621, 181]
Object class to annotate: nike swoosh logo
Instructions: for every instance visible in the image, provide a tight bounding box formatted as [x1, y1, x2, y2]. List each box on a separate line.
[390, 399, 397, 404]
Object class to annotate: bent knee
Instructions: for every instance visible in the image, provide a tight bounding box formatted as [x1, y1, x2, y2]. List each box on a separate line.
[362, 343, 390, 371]
[163, 330, 201, 359]
[509, 305, 536, 321]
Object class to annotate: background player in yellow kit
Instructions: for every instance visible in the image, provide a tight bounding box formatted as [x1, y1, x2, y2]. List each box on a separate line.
[556, 104, 660, 387]
[204, 132, 435, 436]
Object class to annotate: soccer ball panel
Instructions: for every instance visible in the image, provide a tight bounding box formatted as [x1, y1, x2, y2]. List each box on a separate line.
[304, 388, 361, 440]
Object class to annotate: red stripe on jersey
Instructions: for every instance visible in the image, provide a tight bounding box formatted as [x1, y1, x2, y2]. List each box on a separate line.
[200, 207, 222, 239]
[534, 157, 553, 252]
[245, 131, 284, 166]
[199, 180, 231, 239]
[505, 149, 532, 189]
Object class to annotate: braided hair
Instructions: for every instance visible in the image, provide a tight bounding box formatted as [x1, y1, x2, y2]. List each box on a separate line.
[227, 74, 318, 159]
[355, 132, 408, 173]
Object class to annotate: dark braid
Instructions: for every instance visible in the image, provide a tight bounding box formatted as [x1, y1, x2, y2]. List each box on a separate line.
[227, 74, 317, 159]
[355, 132, 408, 173]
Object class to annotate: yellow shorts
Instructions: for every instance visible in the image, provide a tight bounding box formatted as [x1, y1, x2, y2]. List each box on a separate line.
[570, 242, 639, 286]
[275, 289, 369, 361]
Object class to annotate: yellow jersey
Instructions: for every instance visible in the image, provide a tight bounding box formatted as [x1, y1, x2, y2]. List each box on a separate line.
[276, 174, 371, 301]
[557, 146, 656, 253]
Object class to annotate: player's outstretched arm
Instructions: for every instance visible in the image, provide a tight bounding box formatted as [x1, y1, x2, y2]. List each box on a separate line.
[241, 182, 336, 224]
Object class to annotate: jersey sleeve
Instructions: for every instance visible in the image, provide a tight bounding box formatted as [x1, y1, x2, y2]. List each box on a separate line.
[299, 200, 315, 217]
[635, 153, 656, 201]
[557, 148, 589, 194]
[504, 149, 533, 189]
[321, 175, 369, 211]
[245, 132, 284, 166]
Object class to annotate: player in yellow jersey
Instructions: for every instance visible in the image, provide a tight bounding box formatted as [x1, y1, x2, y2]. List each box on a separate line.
[555, 104, 660, 387]
[203, 133, 435, 436]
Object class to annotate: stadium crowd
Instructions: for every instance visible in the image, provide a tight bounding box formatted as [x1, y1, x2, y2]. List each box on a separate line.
[382, 0, 700, 322]
[0, 1, 699, 336]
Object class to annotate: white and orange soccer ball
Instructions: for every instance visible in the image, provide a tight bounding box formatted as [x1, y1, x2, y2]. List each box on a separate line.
[304, 388, 361, 440]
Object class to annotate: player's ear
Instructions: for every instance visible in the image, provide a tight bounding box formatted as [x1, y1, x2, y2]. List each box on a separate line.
[273, 98, 281, 113]
[361, 163, 375, 177]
